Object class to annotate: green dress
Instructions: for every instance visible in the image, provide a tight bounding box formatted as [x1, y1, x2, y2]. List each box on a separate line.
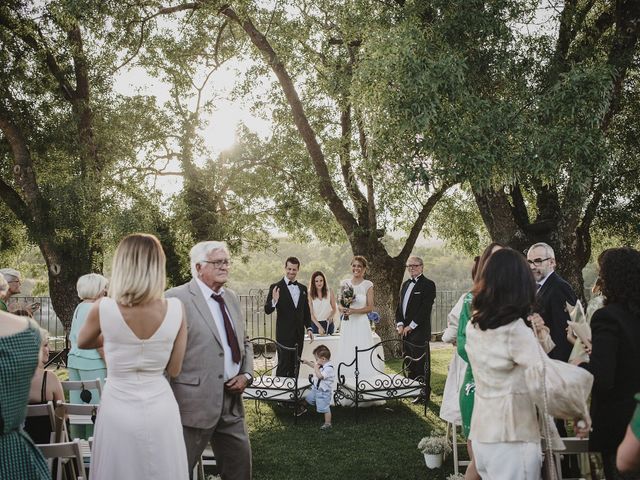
[0, 325, 50, 480]
[0, 299, 8, 311]
[457, 292, 474, 438]
[632, 393, 640, 440]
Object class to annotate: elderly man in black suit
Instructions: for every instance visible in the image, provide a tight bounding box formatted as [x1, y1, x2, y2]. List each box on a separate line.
[265, 257, 313, 377]
[527, 242, 578, 362]
[396, 256, 436, 404]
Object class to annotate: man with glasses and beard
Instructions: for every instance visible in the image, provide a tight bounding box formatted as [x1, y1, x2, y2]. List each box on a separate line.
[526, 242, 578, 362]
[527, 242, 580, 478]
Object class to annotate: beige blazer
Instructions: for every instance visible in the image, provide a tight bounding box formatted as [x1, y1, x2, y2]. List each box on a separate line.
[166, 279, 253, 429]
[465, 318, 541, 443]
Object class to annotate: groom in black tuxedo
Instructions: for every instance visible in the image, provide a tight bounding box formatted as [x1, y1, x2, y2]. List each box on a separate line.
[265, 257, 313, 377]
[396, 256, 436, 404]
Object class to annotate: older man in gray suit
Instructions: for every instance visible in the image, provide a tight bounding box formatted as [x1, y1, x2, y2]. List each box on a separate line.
[166, 241, 253, 480]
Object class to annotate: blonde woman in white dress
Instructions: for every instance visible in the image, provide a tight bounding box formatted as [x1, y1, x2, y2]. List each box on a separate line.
[308, 271, 337, 335]
[78, 233, 188, 480]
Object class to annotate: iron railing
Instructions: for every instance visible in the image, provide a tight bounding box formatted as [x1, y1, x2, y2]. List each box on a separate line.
[10, 290, 470, 360]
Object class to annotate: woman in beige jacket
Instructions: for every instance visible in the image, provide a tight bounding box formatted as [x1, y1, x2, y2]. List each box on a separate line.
[465, 248, 587, 479]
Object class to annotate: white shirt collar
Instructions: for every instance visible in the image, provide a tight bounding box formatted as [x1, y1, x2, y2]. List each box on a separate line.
[195, 277, 224, 299]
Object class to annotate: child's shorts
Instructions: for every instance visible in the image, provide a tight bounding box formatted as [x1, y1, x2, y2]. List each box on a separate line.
[305, 387, 331, 414]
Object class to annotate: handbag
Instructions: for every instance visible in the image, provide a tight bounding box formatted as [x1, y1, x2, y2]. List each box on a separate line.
[527, 332, 594, 480]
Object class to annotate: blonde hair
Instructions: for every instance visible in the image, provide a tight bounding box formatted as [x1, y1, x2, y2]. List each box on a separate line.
[39, 327, 49, 344]
[76, 273, 108, 300]
[109, 234, 166, 306]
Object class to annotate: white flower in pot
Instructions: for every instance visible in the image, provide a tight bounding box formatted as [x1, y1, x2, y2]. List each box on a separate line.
[417, 435, 451, 469]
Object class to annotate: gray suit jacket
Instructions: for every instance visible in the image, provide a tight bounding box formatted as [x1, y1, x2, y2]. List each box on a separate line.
[166, 279, 253, 429]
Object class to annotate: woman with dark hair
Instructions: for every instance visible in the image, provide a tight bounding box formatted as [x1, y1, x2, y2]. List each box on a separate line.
[457, 243, 503, 479]
[308, 271, 337, 335]
[573, 247, 640, 479]
[464, 248, 581, 479]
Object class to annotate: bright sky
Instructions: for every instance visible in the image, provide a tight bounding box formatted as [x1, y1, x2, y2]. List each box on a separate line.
[114, 59, 272, 197]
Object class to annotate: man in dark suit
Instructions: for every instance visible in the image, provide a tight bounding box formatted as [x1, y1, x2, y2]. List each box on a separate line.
[528, 242, 580, 478]
[527, 242, 578, 362]
[265, 257, 313, 377]
[395, 256, 436, 404]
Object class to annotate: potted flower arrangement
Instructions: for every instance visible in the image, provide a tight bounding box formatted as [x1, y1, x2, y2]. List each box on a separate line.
[417, 435, 451, 469]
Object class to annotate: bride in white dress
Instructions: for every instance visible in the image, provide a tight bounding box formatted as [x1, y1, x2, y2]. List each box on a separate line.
[78, 234, 188, 480]
[336, 256, 379, 383]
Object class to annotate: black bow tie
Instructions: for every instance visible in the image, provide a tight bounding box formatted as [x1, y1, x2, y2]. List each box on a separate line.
[288, 281, 298, 286]
[409, 278, 416, 284]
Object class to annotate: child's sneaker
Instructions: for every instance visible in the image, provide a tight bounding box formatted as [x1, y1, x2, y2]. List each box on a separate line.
[320, 423, 332, 431]
[295, 405, 307, 417]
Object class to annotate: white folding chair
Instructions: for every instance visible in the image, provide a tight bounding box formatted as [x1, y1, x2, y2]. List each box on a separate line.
[446, 422, 470, 475]
[38, 440, 88, 480]
[61, 379, 103, 400]
[192, 446, 217, 480]
[26, 401, 57, 443]
[59, 402, 97, 430]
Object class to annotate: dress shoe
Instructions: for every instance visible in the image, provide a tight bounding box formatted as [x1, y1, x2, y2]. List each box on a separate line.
[412, 396, 427, 405]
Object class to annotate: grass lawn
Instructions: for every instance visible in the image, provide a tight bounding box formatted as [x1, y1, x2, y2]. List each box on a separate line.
[246, 345, 458, 480]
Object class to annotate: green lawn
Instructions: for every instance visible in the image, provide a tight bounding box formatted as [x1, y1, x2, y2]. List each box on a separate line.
[245, 346, 458, 480]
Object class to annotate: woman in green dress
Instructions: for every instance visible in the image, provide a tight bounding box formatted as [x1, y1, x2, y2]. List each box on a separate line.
[0, 310, 50, 480]
[457, 242, 504, 480]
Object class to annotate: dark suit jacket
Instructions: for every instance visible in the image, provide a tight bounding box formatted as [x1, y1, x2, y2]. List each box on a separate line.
[264, 279, 311, 347]
[395, 275, 436, 342]
[580, 303, 640, 453]
[534, 271, 577, 361]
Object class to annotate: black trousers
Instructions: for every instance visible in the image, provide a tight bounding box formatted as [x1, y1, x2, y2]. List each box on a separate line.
[275, 338, 303, 377]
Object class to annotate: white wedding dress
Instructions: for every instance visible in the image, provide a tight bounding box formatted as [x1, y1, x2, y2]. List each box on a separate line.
[336, 279, 379, 382]
[91, 297, 188, 480]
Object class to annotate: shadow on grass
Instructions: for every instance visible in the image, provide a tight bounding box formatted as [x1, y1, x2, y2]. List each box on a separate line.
[245, 347, 456, 480]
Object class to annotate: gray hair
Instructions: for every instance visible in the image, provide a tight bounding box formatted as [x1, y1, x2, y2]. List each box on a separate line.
[189, 241, 229, 279]
[408, 256, 424, 266]
[76, 273, 109, 300]
[0, 268, 21, 283]
[529, 242, 555, 259]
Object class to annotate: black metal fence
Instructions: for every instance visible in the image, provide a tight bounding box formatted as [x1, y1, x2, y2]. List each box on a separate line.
[10, 290, 469, 357]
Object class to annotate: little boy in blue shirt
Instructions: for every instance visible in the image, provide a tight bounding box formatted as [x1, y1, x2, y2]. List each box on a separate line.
[300, 344, 334, 430]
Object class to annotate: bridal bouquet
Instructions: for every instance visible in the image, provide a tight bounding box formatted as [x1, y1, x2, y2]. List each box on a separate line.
[339, 284, 355, 321]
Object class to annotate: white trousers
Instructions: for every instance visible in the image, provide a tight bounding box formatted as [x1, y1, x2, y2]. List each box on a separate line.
[473, 440, 542, 480]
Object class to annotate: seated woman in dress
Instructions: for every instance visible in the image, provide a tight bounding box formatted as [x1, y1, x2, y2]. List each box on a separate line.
[572, 247, 640, 480]
[308, 271, 337, 335]
[465, 248, 589, 480]
[0, 311, 49, 479]
[24, 327, 65, 444]
[67, 273, 108, 438]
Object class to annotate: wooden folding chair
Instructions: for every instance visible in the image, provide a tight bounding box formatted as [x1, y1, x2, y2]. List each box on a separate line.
[38, 440, 88, 480]
[26, 401, 57, 443]
[446, 422, 470, 475]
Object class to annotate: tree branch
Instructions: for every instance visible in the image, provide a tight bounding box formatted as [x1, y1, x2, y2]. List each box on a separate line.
[219, 5, 358, 235]
[397, 182, 452, 261]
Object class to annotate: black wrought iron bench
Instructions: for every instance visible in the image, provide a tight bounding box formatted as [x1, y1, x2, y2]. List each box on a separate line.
[334, 338, 429, 421]
[242, 337, 311, 423]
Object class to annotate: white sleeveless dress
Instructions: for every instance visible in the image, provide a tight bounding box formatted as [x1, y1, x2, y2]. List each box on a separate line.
[91, 297, 188, 480]
[336, 279, 378, 381]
